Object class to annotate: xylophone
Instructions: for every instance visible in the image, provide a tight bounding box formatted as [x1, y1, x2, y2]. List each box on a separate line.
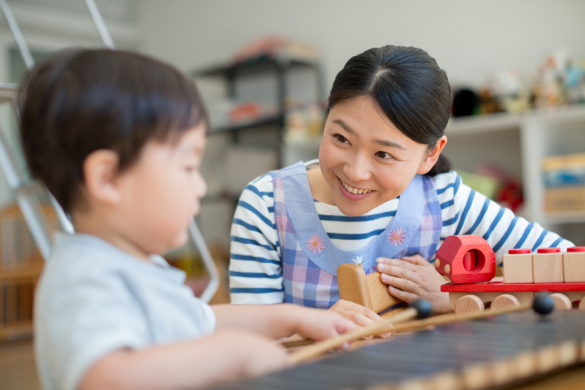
[205, 310, 585, 390]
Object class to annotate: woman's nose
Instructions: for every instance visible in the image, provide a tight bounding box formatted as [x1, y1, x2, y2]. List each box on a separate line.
[343, 154, 372, 182]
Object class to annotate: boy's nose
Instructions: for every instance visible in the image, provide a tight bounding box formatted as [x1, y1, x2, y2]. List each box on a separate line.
[195, 174, 208, 200]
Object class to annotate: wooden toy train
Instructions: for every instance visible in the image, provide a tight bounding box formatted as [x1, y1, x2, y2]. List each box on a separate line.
[437, 235, 585, 314]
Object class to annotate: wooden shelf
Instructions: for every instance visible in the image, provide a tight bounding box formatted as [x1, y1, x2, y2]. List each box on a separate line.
[0, 322, 33, 340]
[0, 262, 44, 282]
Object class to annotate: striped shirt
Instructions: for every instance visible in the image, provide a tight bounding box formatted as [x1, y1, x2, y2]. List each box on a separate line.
[229, 161, 574, 304]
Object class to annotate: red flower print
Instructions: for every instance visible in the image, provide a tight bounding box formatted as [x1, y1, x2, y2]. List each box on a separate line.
[307, 234, 325, 254]
[388, 227, 406, 246]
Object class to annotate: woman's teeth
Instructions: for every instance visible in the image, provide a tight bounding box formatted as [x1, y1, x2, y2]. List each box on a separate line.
[342, 181, 371, 195]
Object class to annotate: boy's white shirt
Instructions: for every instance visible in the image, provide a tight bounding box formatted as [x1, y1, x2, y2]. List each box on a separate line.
[34, 232, 215, 390]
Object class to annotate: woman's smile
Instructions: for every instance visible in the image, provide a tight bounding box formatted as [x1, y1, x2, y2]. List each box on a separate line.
[338, 177, 375, 200]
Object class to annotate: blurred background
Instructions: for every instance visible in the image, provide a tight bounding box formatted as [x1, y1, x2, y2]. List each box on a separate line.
[1, 1, 585, 388]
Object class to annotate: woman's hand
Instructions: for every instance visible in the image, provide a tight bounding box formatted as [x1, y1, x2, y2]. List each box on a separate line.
[376, 255, 451, 313]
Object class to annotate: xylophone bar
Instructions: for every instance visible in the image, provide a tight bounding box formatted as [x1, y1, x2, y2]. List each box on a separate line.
[204, 310, 585, 390]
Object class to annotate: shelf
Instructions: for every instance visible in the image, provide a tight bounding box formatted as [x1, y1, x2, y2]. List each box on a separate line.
[210, 114, 283, 134]
[0, 322, 33, 340]
[0, 262, 44, 282]
[446, 104, 585, 135]
[544, 211, 585, 225]
[193, 56, 319, 78]
[0, 83, 17, 104]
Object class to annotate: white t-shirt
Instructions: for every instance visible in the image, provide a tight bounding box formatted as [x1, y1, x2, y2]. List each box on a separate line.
[34, 232, 215, 390]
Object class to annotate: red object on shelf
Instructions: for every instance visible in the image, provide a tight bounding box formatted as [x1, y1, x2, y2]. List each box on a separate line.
[435, 235, 496, 284]
[230, 102, 262, 123]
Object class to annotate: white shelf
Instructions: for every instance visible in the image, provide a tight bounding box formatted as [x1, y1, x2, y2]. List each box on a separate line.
[445, 104, 585, 230]
[446, 104, 585, 135]
[0, 84, 17, 105]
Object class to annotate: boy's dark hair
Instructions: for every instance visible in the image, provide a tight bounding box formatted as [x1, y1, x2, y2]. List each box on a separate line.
[18, 48, 208, 214]
[327, 45, 452, 176]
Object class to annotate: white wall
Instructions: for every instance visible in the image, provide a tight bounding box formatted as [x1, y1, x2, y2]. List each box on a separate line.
[137, 0, 585, 93]
[136, 0, 585, 247]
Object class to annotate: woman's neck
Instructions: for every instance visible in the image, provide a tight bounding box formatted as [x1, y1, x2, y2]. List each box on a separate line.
[307, 167, 335, 205]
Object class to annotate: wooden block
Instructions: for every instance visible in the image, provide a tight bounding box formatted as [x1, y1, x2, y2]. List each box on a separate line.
[435, 235, 496, 284]
[533, 248, 563, 283]
[337, 264, 372, 309]
[366, 271, 401, 313]
[337, 264, 402, 314]
[503, 248, 533, 283]
[564, 247, 585, 282]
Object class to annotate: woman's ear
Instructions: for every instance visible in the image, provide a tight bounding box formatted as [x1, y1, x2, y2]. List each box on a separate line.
[83, 150, 121, 205]
[417, 136, 447, 175]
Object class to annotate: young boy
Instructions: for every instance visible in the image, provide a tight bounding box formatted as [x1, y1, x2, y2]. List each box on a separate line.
[19, 49, 361, 390]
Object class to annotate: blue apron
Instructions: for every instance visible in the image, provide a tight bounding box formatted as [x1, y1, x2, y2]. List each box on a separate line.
[271, 161, 442, 308]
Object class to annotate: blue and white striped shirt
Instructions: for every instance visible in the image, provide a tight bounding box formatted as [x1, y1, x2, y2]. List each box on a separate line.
[229, 161, 574, 304]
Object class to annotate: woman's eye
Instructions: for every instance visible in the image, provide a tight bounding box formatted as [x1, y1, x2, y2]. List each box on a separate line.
[375, 151, 393, 159]
[334, 134, 349, 144]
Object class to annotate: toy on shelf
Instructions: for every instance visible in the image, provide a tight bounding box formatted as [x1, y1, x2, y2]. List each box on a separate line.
[437, 235, 585, 314]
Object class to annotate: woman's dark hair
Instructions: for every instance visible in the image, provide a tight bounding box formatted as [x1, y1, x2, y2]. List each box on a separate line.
[327, 45, 452, 176]
[18, 48, 208, 213]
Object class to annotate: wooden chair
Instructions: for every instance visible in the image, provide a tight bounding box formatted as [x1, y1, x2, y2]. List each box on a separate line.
[337, 264, 403, 316]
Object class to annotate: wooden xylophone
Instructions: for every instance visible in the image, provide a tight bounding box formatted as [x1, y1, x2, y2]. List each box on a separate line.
[206, 310, 585, 390]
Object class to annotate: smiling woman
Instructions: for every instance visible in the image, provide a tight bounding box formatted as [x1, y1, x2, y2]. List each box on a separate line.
[228, 45, 574, 318]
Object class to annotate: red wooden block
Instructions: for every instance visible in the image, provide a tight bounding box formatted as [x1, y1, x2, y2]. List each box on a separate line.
[435, 235, 496, 284]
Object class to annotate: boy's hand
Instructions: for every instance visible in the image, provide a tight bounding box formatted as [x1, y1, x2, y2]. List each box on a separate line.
[292, 306, 358, 343]
[328, 299, 392, 339]
[377, 255, 451, 313]
[234, 331, 293, 377]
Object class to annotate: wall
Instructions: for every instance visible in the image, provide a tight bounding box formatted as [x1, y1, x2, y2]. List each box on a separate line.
[137, 0, 585, 93]
[136, 0, 585, 248]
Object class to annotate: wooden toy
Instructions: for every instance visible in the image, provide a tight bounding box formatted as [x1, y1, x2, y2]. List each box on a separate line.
[435, 235, 496, 284]
[337, 263, 402, 315]
[503, 248, 533, 283]
[564, 246, 585, 282]
[441, 236, 585, 314]
[532, 247, 563, 283]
